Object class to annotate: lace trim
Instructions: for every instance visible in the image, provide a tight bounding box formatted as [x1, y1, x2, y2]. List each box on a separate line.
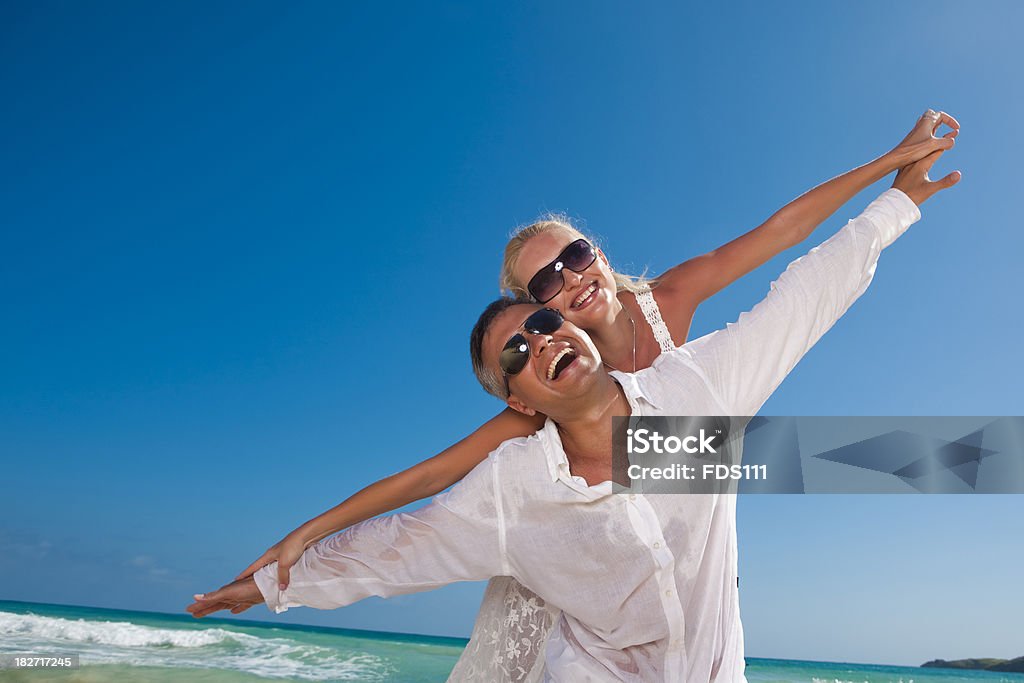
[635, 284, 676, 353]
[447, 576, 556, 682]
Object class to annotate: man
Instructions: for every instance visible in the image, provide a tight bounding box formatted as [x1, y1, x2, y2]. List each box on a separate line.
[188, 161, 954, 681]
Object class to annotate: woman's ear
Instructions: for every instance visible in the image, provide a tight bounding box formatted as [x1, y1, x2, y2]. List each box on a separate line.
[597, 247, 611, 268]
[506, 394, 537, 417]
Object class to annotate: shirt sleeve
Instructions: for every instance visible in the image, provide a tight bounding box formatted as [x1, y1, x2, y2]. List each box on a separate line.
[253, 458, 505, 614]
[680, 188, 921, 416]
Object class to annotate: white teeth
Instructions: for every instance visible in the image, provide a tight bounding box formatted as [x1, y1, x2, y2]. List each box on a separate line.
[573, 283, 597, 308]
[547, 347, 575, 380]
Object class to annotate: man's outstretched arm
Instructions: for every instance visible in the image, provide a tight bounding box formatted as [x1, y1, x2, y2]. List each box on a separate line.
[187, 458, 505, 617]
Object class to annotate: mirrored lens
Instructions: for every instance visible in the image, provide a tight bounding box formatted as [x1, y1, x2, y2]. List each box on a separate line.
[523, 308, 564, 335]
[499, 333, 531, 376]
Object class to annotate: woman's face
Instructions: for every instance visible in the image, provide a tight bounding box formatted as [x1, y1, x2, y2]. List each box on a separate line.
[512, 228, 619, 329]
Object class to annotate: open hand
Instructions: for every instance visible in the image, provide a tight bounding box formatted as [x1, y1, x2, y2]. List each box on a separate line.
[186, 576, 265, 618]
[892, 146, 961, 206]
[233, 529, 310, 592]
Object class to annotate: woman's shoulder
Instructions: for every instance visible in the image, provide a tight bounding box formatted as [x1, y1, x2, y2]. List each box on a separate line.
[620, 281, 679, 354]
[621, 279, 696, 351]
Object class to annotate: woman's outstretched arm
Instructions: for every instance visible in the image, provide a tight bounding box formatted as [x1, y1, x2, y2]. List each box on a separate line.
[233, 407, 545, 593]
[654, 110, 959, 314]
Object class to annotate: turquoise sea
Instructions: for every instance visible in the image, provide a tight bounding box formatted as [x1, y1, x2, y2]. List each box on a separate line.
[2, 600, 1021, 683]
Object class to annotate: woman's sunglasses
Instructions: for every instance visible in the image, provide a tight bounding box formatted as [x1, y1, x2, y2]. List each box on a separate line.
[527, 238, 598, 304]
[499, 307, 565, 396]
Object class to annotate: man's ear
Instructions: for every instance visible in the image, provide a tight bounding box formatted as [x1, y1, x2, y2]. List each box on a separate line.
[506, 394, 537, 417]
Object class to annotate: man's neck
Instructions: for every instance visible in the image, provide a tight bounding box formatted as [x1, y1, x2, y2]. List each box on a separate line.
[553, 374, 631, 486]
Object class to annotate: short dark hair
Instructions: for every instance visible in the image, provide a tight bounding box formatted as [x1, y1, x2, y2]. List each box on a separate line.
[470, 297, 526, 398]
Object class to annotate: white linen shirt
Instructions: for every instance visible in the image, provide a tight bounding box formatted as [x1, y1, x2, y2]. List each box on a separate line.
[254, 189, 921, 682]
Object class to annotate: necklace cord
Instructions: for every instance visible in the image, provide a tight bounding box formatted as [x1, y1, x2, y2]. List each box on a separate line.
[602, 311, 637, 374]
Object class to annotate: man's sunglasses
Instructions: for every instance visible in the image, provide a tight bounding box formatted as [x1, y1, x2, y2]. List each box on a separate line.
[499, 307, 565, 396]
[527, 238, 598, 304]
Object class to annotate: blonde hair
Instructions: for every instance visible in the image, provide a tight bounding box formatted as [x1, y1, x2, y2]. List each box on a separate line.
[500, 213, 653, 299]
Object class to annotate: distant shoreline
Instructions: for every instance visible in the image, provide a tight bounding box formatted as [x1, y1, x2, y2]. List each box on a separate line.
[923, 657, 1024, 673]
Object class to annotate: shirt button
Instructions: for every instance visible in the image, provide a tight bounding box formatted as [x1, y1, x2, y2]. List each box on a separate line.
[653, 542, 661, 549]
[665, 589, 673, 597]
[629, 494, 637, 501]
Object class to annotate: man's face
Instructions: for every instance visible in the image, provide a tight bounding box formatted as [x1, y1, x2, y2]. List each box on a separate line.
[483, 303, 604, 416]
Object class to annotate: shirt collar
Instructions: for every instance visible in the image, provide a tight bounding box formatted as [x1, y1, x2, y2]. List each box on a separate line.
[539, 418, 568, 483]
[609, 368, 662, 412]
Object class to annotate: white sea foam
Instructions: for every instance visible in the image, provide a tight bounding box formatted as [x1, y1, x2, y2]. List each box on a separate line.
[0, 611, 393, 681]
[0, 611, 231, 647]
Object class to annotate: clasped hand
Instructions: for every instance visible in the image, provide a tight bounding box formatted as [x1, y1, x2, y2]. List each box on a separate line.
[888, 109, 962, 205]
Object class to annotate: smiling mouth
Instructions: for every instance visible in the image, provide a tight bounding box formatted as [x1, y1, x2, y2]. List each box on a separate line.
[570, 282, 598, 310]
[547, 347, 578, 380]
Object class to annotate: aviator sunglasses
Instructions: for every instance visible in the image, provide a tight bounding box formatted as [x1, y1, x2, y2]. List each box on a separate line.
[527, 238, 598, 304]
[499, 307, 565, 396]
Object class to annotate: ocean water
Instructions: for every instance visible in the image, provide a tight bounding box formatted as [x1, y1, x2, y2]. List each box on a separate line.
[2, 601, 1022, 683]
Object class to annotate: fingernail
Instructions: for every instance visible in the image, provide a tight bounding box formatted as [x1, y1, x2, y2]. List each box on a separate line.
[279, 583, 287, 590]
[194, 594, 205, 600]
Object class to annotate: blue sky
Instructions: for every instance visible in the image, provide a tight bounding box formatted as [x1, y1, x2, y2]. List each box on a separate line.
[2, 0, 1022, 668]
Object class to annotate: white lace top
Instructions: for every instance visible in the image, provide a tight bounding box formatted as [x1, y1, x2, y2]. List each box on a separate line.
[634, 284, 677, 353]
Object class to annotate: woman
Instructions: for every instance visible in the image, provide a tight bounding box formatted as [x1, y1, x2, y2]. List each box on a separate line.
[224, 110, 959, 678]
